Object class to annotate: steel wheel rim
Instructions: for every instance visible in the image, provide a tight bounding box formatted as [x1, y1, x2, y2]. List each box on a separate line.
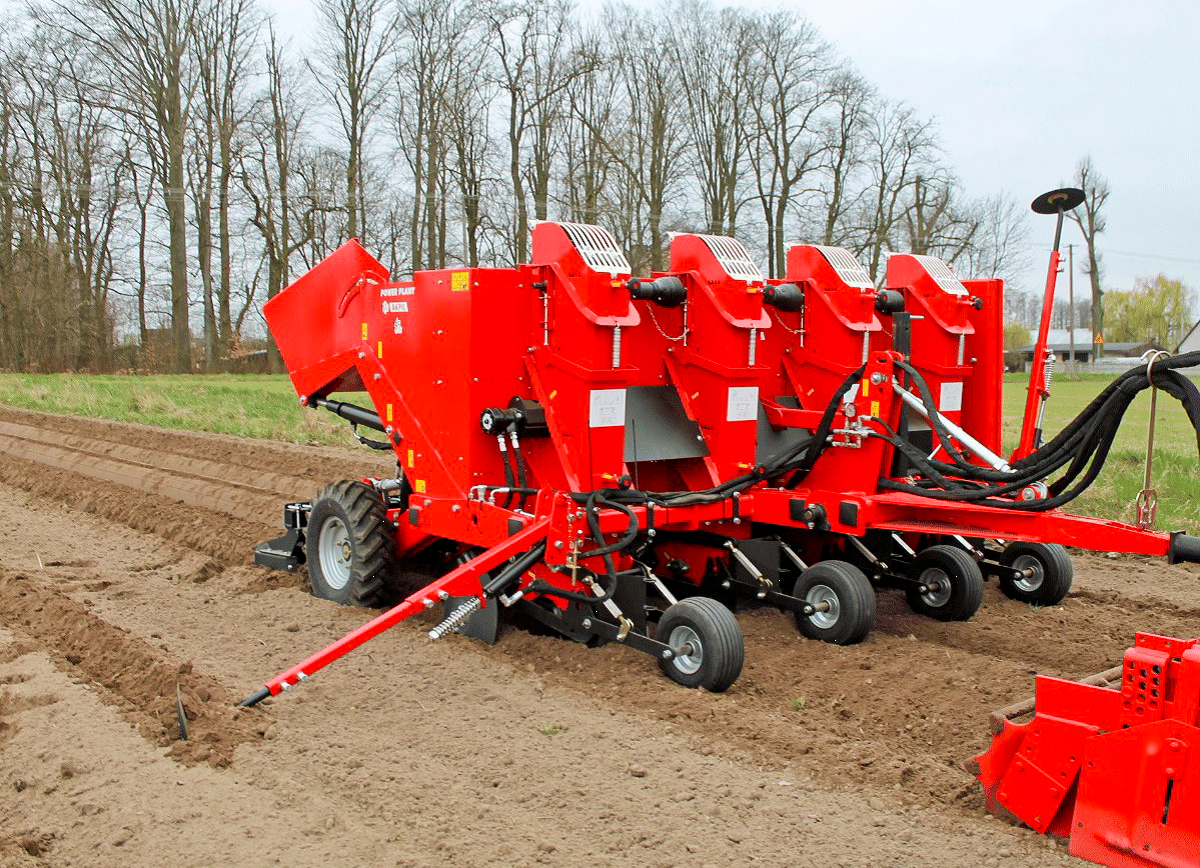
[668, 625, 704, 675]
[1011, 554, 1044, 592]
[919, 566, 953, 607]
[805, 583, 841, 628]
[318, 516, 353, 590]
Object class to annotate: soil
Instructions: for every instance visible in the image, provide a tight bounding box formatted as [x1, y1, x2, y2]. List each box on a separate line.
[0, 404, 1196, 868]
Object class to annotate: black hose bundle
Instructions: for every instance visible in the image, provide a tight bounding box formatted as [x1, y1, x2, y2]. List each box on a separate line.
[877, 352, 1200, 511]
[513, 352, 1200, 594]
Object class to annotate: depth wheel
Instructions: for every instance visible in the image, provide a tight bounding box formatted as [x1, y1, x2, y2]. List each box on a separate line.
[306, 480, 397, 607]
[791, 560, 875, 645]
[905, 544, 984, 621]
[998, 542, 1072, 606]
[655, 597, 743, 693]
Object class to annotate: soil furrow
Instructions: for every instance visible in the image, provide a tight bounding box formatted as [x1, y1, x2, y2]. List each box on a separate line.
[0, 407, 1195, 868]
[0, 419, 312, 498]
[0, 567, 257, 766]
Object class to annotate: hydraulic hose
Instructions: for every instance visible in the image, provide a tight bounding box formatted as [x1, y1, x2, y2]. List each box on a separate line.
[879, 352, 1200, 511]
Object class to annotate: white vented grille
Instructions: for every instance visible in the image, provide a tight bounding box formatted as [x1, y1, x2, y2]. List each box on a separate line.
[810, 245, 875, 289]
[907, 254, 968, 296]
[556, 222, 631, 276]
[696, 234, 762, 282]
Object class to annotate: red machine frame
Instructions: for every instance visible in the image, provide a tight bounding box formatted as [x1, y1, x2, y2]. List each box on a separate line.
[243, 218, 1200, 706]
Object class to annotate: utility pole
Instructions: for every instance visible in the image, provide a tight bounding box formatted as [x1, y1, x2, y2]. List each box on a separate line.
[1066, 243, 1076, 373]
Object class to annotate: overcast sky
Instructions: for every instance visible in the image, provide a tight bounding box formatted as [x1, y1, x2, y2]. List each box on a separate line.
[265, 0, 1200, 301]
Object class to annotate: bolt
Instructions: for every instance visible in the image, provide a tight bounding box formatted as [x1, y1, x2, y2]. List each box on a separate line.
[374, 373, 381, 381]
[358, 351, 365, 359]
[424, 499, 432, 507]
[582, 618, 592, 629]
[386, 425, 394, 435]
[661, 649, 673, 659]
[555, 541, 564, 550]
[452, 504, 461, 513]
[870, 372, 884, 385]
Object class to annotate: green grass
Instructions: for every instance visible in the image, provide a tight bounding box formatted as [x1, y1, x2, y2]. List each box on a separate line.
[1002, 372, 1200, 532]
[0, 370, 1198, 531]
[0, 373, 358, 447]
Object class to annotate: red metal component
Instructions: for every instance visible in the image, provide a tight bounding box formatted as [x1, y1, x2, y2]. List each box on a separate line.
[250, 215, 1200, 707]
[262, 517, 551, 698]
[1015, 248, 1062, 461]
[970, 634, 1200, 868]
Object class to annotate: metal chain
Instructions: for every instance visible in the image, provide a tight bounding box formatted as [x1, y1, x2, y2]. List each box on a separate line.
[770, 309, 803, 336]
[644, 304, 685, 342]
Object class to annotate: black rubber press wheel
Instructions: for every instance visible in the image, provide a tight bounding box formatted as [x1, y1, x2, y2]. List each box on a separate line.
[905, 545, 984, 621]
[656, 598, 744, 693]
[791, 560, 876, 645]
[998, 542, 1073, 606]
[306, 480, 397, 607]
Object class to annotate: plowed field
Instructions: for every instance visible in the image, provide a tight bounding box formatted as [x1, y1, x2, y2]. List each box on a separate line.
[1, 406, 1196, 868]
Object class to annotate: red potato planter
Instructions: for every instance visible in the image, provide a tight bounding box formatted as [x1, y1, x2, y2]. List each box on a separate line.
[243, 193, 1200, 709]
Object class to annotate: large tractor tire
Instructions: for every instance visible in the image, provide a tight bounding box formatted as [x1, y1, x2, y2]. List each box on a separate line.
[306, 480, 397, 607]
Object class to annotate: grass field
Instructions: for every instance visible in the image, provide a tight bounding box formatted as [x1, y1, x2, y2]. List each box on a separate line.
[1, 370, 1197, 531]
[0, 373, 354, 447]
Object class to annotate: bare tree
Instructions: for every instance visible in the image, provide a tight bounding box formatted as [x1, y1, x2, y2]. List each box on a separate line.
[196, 0, 261, 368]
[562, 26, 619, 226]
[38, 0, 200, 372]
[818, 69, 871, 246]
[311, 0, 396, 244]
[859, 99, 939, 281]
[395, 0, 473, 269]
[488, 0, 590, 263]
[1068, 155, 1111, 356]
[745, 12, 835, 277]
[672, 2, 757, 236]
[958, 193, 1029, 281]
[244, 26, 312, 370]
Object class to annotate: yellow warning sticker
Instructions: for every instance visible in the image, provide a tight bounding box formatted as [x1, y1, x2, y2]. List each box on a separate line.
[361, 322, 368, 341]
[414, 479, 426, 494]
[451, 271, 470, 292]
[406, 449, 414, 469]
[377, 340, 383, 358]
[870, 401, 880, 417]
[386, 403, 394, 422]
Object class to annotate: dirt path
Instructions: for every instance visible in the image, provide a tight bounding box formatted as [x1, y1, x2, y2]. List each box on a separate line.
[0, 406, 1195, 868]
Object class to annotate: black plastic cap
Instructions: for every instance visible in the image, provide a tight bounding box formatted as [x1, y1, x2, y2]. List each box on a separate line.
[1168, 532, 1200, 565]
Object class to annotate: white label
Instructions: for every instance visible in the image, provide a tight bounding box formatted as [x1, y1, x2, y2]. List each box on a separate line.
[589, 389, 626, 428]
[382, 300, 409, 315]
[940, 381, 963, 413]
[726, 386, 759, 422]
